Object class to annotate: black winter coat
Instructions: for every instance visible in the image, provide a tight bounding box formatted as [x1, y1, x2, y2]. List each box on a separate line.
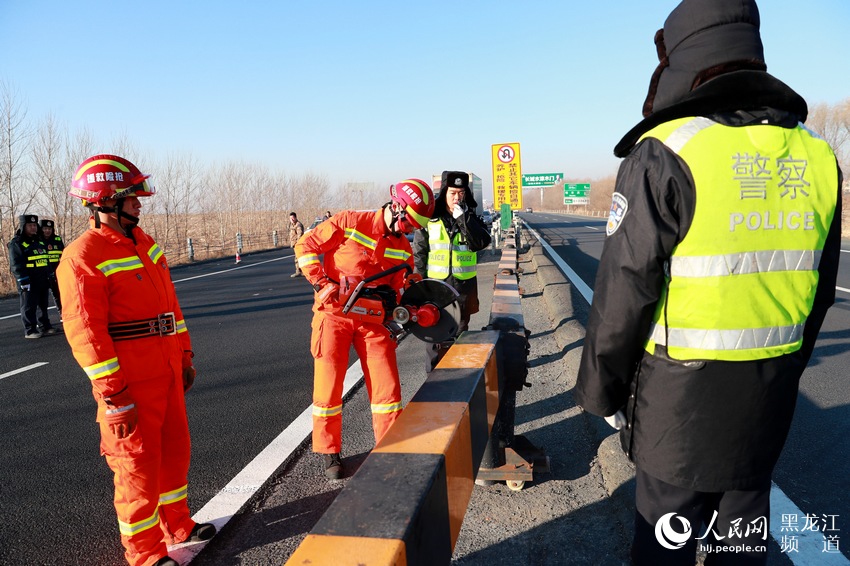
[412, 191, 491, 320]
[575, 71, 843, 492]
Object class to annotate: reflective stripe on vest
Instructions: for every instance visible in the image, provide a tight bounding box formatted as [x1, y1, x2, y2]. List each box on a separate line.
[342, 227, 411, 262]
[642, 117, 837, 361]
[426, 220, 477, 280]
[97, 256, 143, 277]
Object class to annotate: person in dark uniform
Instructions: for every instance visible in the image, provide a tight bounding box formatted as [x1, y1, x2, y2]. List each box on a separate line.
[574, 1, 842, 565]
[40, 218, 64, 319]
[8, 214, 56, 338]
[412, 171, 491, 372]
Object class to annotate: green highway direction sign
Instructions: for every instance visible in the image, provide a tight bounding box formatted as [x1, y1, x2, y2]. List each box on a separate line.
[564, 183, 590, 205]
[522, 173, 563, 187]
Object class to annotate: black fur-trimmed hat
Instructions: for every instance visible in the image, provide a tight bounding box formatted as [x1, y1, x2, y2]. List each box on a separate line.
[642, 0, 765, 117]
[441, 171, 469, 191]
[19, 214, 38, 229]
[40, 219, 55, 229]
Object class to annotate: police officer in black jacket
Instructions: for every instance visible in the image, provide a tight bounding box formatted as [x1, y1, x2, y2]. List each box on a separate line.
[8, 214, 56, 338]
[413, 171, 491, 371]
[40, 218, 64, 318]
[575, 1, 842, 565]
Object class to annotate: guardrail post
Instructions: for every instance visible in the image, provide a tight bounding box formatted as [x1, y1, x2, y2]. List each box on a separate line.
[475, 234, 547, 491]
[187, 238, 194, 262]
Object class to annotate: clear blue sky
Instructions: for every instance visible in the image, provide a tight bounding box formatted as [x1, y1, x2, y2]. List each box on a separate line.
[2, 1, 847, 194]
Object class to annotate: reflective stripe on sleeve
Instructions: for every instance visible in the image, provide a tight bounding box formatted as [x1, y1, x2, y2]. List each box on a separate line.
[384, 247, 411, 261]
[84, 357, 120, 380]
[176, 319, 188, 334]
[147, 243, 164, 264]
[298, 253, 320, 268]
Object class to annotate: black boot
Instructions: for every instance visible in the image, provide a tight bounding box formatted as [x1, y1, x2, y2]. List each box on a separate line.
[186, 522, 217, 543]
[324, 453, 343, 480]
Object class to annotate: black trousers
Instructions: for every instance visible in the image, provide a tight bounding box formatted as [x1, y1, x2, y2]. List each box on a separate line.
[20, 281, 52, 335]
[47, 275, 62, 314]
[632, 467, 771, 566]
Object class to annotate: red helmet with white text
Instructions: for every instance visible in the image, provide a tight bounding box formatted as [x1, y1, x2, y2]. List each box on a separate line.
[70, 154, 155, 205]
[389, 178, 434, 230]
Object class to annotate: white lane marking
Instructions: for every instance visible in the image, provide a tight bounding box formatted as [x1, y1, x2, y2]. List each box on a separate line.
[837, 286, 850, 294]
[525, 224, 594, 304]
[171, 360, 366, 563]
[585, 225, 599, 230]
[526, 221, 850, 564]
[172, 255, 292, 283]
[1, 362, 48, 380]
[770, 482, 849, 564]
[0, 305, 59, 321]
[1, 255, 293, 321]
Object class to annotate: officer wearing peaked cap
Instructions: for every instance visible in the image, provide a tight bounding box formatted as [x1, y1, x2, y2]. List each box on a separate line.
[8, 213, 56, 338]
[40, 218, 65, 319]
[574, 1, 842, 564]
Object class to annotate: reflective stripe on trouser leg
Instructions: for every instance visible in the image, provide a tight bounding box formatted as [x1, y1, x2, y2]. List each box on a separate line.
[311, 312, 354, 453]
[353, 322, 402, 444]
[101, 367, 193, 565]
[103, 432, 167, 566]
[156, 369, 195, 545]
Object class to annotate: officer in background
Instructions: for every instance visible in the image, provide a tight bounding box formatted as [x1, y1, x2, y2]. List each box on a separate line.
[413, 171, 491, 372]
[8, 213, 55, 338]
[574, 1, 842, 565]
[40, 218, 64, 319]
[289, 211, 305, 277]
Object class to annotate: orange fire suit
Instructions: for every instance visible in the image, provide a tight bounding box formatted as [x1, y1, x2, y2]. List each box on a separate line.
[57, 221, 197, 566]
[295, 209, 412, 454]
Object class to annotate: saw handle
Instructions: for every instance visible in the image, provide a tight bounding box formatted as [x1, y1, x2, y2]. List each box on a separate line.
[341, 263, 412, 315]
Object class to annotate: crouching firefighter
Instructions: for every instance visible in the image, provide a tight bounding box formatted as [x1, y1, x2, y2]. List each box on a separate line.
[57, 154, 215, 566]
[295, 179, 438, 480]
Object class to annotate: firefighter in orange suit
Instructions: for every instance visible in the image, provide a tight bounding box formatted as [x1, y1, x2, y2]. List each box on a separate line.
[295, 179, 435, 480]
[57, 155, 215, 566]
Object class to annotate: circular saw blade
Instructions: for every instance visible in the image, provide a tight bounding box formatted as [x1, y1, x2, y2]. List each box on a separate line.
[401, 278, 463, 343]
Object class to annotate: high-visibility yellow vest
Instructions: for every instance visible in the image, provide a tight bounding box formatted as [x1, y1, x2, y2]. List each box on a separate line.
[642, 116, 838, 361]
[426, 219, 477, 280]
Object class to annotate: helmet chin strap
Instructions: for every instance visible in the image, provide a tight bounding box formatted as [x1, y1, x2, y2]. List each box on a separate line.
[96, 198, 139, 240]
[388, 203, 405, 235]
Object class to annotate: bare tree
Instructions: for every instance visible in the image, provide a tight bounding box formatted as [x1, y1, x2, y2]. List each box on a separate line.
[0, 81, 33, 290]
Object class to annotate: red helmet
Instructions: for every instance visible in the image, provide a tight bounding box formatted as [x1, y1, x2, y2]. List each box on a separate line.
[70, 154, 155, 205]
[390, 179, 434, 230]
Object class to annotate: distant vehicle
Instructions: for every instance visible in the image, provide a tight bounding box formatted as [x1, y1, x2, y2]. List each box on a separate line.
[525, 207, 533, 213]
[305, 217, 323, 233]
